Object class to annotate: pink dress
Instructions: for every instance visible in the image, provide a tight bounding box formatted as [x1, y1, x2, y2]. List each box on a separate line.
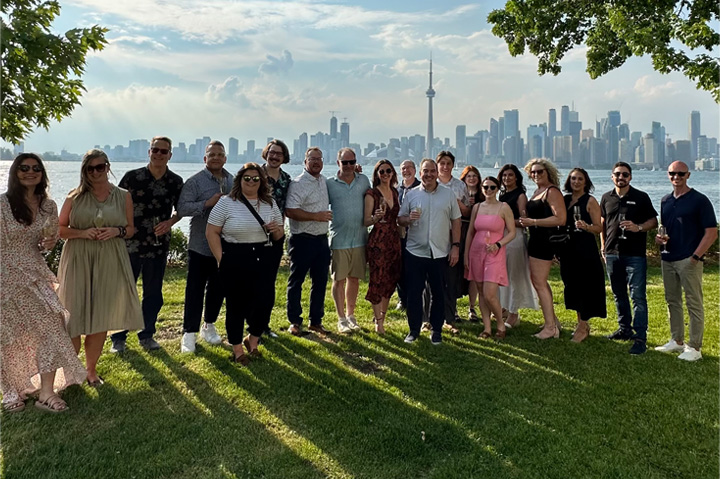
[466, 214, 508, 286]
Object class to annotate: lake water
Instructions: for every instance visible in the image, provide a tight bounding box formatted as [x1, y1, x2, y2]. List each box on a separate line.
[1, 160, 718, 235]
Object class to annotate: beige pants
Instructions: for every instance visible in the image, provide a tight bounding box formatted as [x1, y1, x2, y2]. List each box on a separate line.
[662, 258, 704, 350]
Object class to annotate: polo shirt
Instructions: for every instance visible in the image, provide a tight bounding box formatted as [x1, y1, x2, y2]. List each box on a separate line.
[326, 172, 371, 250]
[661, 188, 717, 262]
[286, 169, 329, 236]
[600, 185, 657, 257]
[399, 182, 461, 259]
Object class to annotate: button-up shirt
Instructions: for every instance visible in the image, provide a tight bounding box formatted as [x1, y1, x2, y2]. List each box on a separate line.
[399, 182, 461, 259]
[262, 164, 292, 214]
[286, 169, 330, 236]
[398, 178, 421, 205]
[326, 172, 371, 250]
[439, 176, 470, 205]
[177, 167, 233, 256]
[600, 185, 657, 256]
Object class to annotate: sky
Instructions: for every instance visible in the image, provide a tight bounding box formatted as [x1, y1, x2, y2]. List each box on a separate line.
[7, 0, 719, 153]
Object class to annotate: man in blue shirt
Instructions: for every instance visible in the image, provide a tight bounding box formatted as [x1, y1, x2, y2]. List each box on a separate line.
[326, 148, 371, 333]
[654, 161, 718, 361]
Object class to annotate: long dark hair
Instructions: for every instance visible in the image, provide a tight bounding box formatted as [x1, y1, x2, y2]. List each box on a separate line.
[6, 153, 50, 225]
[230, 162, 273, 205]
[498, 163, 525, 193]
[563, 168, 595, 194]
[372, 159, 398, 187]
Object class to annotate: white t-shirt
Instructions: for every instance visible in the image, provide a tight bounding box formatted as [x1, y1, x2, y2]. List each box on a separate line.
[208, 196, 282, 244]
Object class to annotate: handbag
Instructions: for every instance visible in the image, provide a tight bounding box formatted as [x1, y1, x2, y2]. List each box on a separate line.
[548, 226, 570, 244]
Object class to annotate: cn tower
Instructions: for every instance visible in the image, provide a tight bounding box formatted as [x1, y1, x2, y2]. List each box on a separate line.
[425, 57, 435, 158]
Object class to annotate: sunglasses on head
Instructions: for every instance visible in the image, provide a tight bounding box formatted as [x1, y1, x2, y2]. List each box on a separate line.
[530, 169, 545, 175]
[482, 184, 497, 191]
[151, 147, 170, 155]
[613, 171, 630, 178]
[340, 159, 357, 166]
[18, 164, 42, 173]
[242, 175, 261, 183]
[86, 163, 108, 173]
[668, 171, 687, 178]
[378, 168, 393, 175]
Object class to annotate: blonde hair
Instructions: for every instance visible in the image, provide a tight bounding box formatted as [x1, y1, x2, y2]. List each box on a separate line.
[69, 149, 110, 199]
[524, 158, 560, 187]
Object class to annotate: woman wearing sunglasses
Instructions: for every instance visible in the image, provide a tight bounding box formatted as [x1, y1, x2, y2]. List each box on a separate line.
[206, 163, 283, 364]
[0, 154, 86, 413]
[57, 149, 142, 387]
[459, 166, 484, 322]
[464, 176, 515, 339]
[558, 168, 606, 343]
[363, 160, 401, 334]
[519, 158, 566, 339]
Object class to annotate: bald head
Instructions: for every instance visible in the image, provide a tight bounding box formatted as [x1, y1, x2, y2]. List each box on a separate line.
[668, 161, 689, 172]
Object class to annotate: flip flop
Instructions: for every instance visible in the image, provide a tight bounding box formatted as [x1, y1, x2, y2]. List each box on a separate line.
[35, 394, 68, 413]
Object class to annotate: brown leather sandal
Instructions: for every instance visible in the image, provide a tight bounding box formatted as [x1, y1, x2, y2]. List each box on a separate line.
[230, 353, 250, 366]
[478, 331, 492, 339]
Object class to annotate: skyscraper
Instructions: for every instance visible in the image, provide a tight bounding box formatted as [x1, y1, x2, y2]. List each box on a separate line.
[455, 125, 467, 164]
[330, 113, 338, 140]
[689, 110, 700, 161]
[340, 120, 350, 148]
[503, 109, 519, 139]
[425, 58, 435, 158]
[228, 137, 239, 162]
[608, 110, 621, 127]
[548, 109, 557, 138]
[560, 105, 570, 136]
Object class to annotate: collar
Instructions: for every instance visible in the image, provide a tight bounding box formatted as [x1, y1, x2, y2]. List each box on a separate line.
[420, 180, 439, 193]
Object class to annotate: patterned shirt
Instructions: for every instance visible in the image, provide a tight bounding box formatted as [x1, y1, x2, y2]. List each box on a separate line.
[286, 169, 329, 236]
[120, 166, 183, 258]
[439, 176, 470, 205]
[262, 165, 292, 214]
[177, 167, 233, 256]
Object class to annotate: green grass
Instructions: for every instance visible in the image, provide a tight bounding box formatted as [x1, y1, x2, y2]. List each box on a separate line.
[2, 265, 718, 479]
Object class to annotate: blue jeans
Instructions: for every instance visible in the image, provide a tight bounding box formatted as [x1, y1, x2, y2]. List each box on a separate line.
[112, 253, 167, 342]
[605, 255, 648, 341]
[286, 234, 330, 326]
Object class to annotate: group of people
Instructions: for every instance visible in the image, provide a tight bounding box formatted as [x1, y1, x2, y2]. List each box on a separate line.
[1, 137, 716, 413]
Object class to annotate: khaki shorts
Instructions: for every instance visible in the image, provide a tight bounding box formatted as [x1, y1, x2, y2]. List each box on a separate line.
[331, 247, 366, 281]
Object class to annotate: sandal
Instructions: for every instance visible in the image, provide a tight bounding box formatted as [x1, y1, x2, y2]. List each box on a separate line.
[495, 329, 506, 340]
[468, 308, 479, 322]
[3, 400, 26, 413]
[243, 336, 262, 358]
[478, 331, 492, 339]
[230, 353, 251, 366]
[35, 394, 68, 413]
[86, 376, 104, 388]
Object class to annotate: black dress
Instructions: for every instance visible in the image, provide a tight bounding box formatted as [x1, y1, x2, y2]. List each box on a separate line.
[526, 186, 560, 261]
[558, 193, 607, 320]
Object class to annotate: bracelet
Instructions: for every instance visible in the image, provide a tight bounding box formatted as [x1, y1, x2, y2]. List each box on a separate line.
[534, 218, 538, 226]
[117, 226, 127, 238]
[451, 242, 461, 248]
[495, 242, 502, 249]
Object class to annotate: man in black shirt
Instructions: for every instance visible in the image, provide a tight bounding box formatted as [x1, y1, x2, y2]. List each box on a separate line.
[600, 162, 657, 355]
[110, 136, 183, 352]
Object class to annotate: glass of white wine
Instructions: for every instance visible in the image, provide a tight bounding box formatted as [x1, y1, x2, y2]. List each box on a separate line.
[573, 205, 582, 232]
[93, 208, 104, 227]
[152, 216, 162, 246]
[658, 225, 669, 254]
[38, 217, 57, 251]
[618, 212, 628, 240]
[411, 205, 422, 227]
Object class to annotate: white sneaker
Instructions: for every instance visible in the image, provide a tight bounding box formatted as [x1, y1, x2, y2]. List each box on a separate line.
[678, 346, 702, 362]
[181, 333, 196, 353]
[654, 339, 685, 353]
[200, 323, 222, 345]
[337, 318, 352, 333]
[346, 315, 361, 330]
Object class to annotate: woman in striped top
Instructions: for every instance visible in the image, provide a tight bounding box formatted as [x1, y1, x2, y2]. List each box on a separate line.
[206, 163, 284, 365]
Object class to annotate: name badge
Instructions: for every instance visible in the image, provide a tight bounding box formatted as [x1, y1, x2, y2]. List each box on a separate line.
[626, 201, 636, 205]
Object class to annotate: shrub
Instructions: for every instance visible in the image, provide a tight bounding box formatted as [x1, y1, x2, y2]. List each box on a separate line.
[168, 227, 188, 266]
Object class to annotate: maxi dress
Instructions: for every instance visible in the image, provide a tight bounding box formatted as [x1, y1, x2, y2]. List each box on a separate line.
[57, 186, 143, 338]
[0, 195, 86, 404]
[365, 188, 402, 304]
[465, 207, 508, 286]
[558, 193, 607, 320]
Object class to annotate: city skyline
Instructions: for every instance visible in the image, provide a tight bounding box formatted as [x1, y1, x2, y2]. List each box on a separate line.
[2, 0, 717, 154]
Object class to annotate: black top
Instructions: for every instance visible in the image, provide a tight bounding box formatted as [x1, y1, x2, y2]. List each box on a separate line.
[500, 188, 524, 219]
[600, 185, 657, 257]
[661, 189, 717, 262]
[120, 166, 184, 258]
[397, 178, 421, 205]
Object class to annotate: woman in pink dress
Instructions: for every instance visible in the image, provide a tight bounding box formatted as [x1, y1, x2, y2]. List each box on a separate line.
[464, 176, 516, 339]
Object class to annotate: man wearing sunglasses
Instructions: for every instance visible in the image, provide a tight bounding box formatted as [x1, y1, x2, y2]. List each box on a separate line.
[111, 136, 183, 353]
[177, 140, 233, 353]
[600, 161, 657, 355]
[326, 148, 371, 333]
[654, 161, 717, 361]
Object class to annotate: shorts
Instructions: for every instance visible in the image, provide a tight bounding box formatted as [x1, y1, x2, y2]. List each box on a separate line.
[331, 247, 366, 281]
[527, 229, 555, 261]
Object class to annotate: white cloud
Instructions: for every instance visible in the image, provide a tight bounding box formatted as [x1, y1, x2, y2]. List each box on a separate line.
[633, 76, 680, 100]
[259, 50, 294, 75]
[111, 35, 168, 50]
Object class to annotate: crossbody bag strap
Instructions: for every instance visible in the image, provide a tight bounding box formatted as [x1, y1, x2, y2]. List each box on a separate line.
[238, 194, 267, 228]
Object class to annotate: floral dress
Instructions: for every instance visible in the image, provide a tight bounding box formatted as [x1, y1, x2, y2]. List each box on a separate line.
[0, 195, 86, 404]
[365, 188, 402, 304]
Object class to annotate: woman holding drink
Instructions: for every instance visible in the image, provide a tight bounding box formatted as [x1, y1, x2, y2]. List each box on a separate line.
[57, 149, 142, 387]
[206, 163, 283, 364]
[459, 166, 484, 321]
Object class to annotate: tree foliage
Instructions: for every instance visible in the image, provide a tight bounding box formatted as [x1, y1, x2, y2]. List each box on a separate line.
[1, 0, 107, 144]
[488, 0, 720, 102]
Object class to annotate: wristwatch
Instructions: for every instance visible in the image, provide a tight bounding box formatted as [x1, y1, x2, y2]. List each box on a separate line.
[495, 242, 502, 249]
[637, 224, 643, 232]
[692, 254, 704, 262]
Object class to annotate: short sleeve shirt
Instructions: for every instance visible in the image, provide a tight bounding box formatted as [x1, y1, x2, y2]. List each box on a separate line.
[600, 186, 657, 257]
[120, 166, 184, 258]
[208, 196, 282, 244]
[439, 176, 470, 206]
[263, 165, 292, 214]
[326, 172, 371, 250]
[661, 189, 717, 262]
[398, 178, 421, 205]
[399, 182, 461, 259]
[285, 169, 329, 236]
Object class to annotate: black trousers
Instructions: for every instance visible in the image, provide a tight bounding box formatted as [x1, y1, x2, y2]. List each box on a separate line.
[286, 233, 330, 326]
[405, 252, 446, 335]
[219, 240, 278, 344]
[183, 250, 225, 333]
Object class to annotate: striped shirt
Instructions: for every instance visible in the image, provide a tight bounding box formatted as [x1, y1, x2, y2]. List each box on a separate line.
[208, 196, 282, 244]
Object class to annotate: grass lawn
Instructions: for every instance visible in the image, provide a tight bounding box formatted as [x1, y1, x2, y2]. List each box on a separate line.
[2, 264, 718, 479]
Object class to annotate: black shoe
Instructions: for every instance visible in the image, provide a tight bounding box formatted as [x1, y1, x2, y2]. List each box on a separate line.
[404, 332, 418, 343]
[264, 328, 278, 339]
[629, 340, 647, 355]
[431, 331, 442, 345]
[606, 328, 633, 341]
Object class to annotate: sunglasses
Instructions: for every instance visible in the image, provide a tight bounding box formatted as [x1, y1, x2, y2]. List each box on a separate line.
[612, 171, 630, 178]
[530, 169, 545, 175]
[482, 184, 498, 191]
[242, 175, 261, 183]
[151, 147, 170, 155]
[18, 164, 42, 173]
[86, 163, 108, 173]
[340, 159, 357, 166]
[668, 171, 687, 178]
[378, 168, 393, 175]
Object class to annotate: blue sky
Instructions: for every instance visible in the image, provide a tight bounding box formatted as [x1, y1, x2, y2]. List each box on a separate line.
[11, 0, 719, 153]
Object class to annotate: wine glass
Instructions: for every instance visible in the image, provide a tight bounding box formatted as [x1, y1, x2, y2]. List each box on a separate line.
[219, 178, 226, 195]
[573, 205, 582, 232]
[379, 197, 387, 223]
[263, 214, 274, 247]
[484, 230, 492, 244]
[38, 217, 57, 251]
[658, 225, 669, 254]
[152, 216, 162, 246]
[93, 208, 104, 227]
[411, 205, 422, 227]
[618, 213, 628, 240]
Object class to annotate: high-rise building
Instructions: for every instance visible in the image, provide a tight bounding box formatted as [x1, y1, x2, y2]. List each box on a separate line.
[455, 125, 467, 165]
[425, 58, 435, 158]
[560, 105, 570, 136]
[330, 114, 338, 139]
[674, 140, 691, 163]
[246, 140, 255, 160]
[296, 132, 308, 163]
[548, 109, 557, 138]
[689, 111, 700, 161]
[652, 121, 666, 167]
[503, 109, 519, 139]
[644, 134, 658, 166]
[608, 110, 621, 128]
[498, 118, 505, 146]
[618, 123, 630, 141]
[526, 124, 545, 159]
[228, 137, 239, 162]
[340, 120, 350, 148]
